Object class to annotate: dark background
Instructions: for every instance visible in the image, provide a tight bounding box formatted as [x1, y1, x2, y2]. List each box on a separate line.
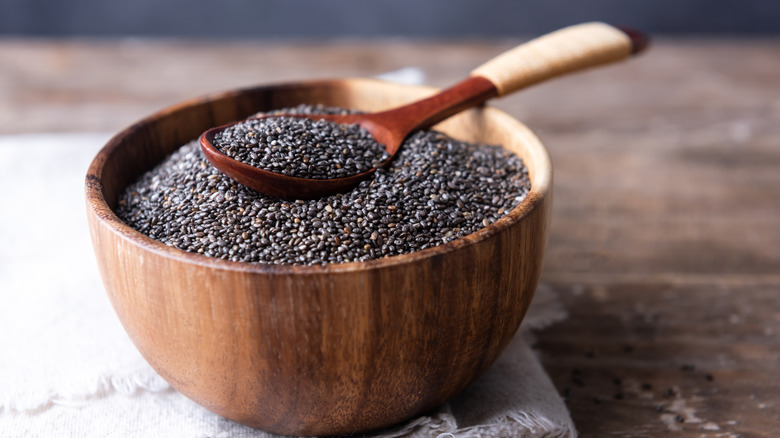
[2, 0, 779, 38]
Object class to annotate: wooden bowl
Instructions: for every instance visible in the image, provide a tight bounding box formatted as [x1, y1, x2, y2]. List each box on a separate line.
[85, 78, 552, 436]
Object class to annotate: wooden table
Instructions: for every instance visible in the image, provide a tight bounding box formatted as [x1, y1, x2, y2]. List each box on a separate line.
[3, 37, 778, 436]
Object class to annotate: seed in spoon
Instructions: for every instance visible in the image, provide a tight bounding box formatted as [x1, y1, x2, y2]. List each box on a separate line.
[212, 116, 390, 179]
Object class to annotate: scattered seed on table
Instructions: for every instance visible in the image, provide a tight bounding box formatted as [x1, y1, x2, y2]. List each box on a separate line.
[117, 104, 531, 265]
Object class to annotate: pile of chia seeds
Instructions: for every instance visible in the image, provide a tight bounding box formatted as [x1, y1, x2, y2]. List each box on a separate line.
[117, 104, 531, 265]
[212, 116, 388, 179]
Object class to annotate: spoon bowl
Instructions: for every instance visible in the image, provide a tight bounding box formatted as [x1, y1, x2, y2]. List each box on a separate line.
[201, 114, 377, 199]
[201, 22, 647, 199]
[200, 76, 496, 199]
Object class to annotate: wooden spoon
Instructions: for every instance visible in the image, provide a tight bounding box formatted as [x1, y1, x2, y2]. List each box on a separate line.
[201, 22, 648, 200]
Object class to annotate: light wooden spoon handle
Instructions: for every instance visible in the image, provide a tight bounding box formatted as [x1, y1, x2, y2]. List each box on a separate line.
[471, 22, 643, 96]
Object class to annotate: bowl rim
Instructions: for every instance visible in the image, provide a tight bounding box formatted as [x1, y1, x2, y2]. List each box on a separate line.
[86, 78, 552, 274]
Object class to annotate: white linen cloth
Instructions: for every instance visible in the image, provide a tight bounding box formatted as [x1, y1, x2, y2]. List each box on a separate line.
[0, 131, 575, 437]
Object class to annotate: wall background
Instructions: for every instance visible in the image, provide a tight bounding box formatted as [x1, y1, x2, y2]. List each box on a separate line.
[2, 0, 779, 38]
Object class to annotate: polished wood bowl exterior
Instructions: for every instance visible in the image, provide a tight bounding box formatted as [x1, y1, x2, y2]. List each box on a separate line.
[85, 78, 552, 436]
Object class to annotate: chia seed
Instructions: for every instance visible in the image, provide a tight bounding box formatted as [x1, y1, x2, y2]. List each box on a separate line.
[117, 104, 531, 265]
[212, 115, 388, 179]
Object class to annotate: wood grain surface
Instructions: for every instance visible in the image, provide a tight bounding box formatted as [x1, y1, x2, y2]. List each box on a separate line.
[5, 37, 779, 436]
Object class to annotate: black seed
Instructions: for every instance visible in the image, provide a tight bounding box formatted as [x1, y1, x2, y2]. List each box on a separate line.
[213, 115, 388, 179]
[116, 104, 531, 266]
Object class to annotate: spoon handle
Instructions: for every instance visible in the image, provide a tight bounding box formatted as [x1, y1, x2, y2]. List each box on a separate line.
[471, 22, 647, 96]
[378, 22, 646, 136]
